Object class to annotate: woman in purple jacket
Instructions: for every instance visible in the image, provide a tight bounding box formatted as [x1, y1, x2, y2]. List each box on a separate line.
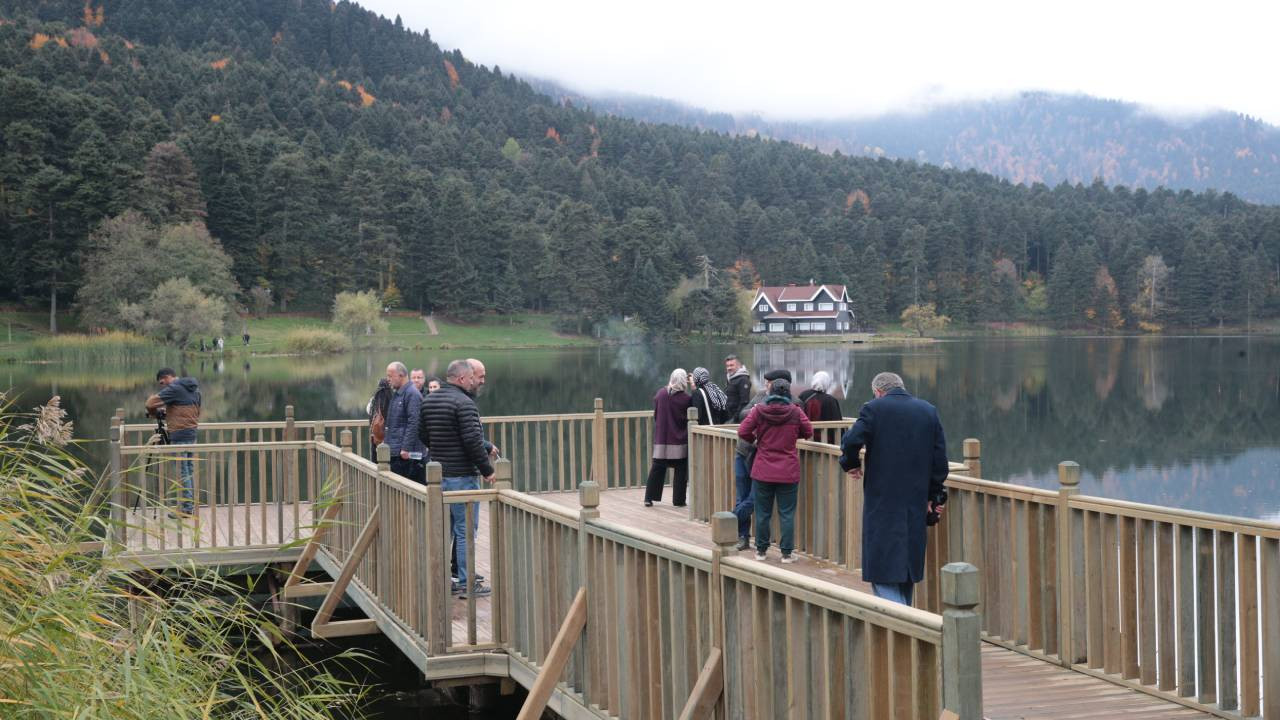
[737, 378, 813, 562]
[644, 368, 694, 507]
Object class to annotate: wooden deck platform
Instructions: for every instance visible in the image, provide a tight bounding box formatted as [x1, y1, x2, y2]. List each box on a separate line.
[537, 487, 1214, 720]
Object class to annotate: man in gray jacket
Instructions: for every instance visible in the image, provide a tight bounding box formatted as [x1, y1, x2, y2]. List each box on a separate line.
[383, 362, 425, 483]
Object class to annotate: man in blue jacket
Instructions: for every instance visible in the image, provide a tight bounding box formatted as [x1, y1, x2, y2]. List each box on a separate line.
[383, 361, 425, 483]
[839, 372, 949, 605]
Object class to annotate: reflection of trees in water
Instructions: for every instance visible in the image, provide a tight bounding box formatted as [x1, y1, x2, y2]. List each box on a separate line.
[749, 345, 856, 399]
[1136, 337, 1169, 411]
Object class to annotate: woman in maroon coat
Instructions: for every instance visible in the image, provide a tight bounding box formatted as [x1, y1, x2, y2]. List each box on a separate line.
[644, 368, 694, 507]
[737, 378, 812, 562]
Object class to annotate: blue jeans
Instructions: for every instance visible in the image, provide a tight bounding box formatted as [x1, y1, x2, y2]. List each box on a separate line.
[169, 428, 196, 512]
[444, 476, 481, 584]
[733, 455, 754, 538]
[873, 582, 915, 606]
[752, 480, 797, 554]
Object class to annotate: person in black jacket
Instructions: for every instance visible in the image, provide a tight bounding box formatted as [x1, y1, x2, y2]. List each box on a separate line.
[419, 359, 495, 598]
[723, 354, 752, 420]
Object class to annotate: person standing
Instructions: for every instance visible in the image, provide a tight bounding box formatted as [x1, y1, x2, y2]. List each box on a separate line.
[690, 366, 729, 425]
[730, 368, 790, 550]
[723, 354, 752, 419]
[800, 370, 844, 443]
[737, 377, 812, 563]
[419, 359, 495, 597]
[383, 362, 425, 483]
[410, 368, 427, 395]
[643, 368, 693, 507]
[145, 368, 201, 515]
[839, 372, 949, 606]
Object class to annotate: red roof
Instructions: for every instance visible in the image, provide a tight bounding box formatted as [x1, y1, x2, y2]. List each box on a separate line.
[754, 284, 849, 309]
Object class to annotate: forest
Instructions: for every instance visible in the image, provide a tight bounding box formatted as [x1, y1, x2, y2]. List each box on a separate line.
[1, 0, 1279, 339]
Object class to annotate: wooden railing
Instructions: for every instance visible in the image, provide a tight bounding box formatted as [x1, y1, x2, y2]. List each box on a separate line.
[924, 460, 1280, 719]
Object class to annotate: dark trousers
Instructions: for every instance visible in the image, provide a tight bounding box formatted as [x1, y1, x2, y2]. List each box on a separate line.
[644, 458, 688, 505]
[753, 480, 798, 553]
[733, 454, 754, 538]
[389, 457, 424, 483]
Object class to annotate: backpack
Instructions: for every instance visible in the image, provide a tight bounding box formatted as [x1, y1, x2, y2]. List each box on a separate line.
[370, 408, 386, 446]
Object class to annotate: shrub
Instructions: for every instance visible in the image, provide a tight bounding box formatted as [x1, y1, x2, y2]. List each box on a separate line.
[25, 331, 166, 363]
[332, 290, 388, 337]
[281, 327, 352, 354]
[0, 395, 367, 717]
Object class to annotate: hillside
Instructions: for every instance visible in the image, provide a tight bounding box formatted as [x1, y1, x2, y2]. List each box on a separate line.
[534, 83, 1280, 206]
[0, 0, 1277, 338]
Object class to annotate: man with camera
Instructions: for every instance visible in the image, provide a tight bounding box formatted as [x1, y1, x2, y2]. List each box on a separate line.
[839, 371, 948, 606]
[145, 368, 202, 515]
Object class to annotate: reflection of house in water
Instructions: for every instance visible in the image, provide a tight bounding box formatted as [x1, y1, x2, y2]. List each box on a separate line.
[751, 345, 854, 399]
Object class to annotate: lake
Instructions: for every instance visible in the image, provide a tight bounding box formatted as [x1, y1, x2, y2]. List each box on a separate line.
[4, 335, 1278, 521]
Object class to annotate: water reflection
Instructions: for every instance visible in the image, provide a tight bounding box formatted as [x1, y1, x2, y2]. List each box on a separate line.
[4, 336, 1278, 519]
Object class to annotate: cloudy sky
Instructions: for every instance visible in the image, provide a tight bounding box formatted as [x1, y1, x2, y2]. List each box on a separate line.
[360, 0, 1280, 125]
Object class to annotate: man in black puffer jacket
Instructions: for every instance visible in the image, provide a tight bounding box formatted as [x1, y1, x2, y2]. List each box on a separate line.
[419, 359, 495, 597]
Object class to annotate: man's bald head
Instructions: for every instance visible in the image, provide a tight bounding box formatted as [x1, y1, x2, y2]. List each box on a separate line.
[467, 358, 487, 394]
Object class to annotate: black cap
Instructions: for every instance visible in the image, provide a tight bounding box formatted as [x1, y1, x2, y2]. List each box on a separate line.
[762, 368, 792, 383]
[769, 378, 791, 397]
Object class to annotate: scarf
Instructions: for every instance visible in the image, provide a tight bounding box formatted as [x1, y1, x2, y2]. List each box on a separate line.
[691, 367, 728, 414]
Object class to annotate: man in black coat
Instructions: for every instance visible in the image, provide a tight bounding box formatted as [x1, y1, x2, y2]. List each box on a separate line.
[838, 371, 948, 605]
[419, 359, 495, 598]
[723, 354, 752, 420]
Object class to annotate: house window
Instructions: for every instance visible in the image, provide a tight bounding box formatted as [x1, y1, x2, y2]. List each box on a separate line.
[758, 303, 769, 312]
[839, 302, 848, 311]
[818, 302, 833, 311]
[768, 323, 784, 333]
[786, 303, 796, 311]
[752, 323, 766, 333]
[797, 322, 810, 331]
[812, 321, 826, 331]
[804, 303, 814, 311]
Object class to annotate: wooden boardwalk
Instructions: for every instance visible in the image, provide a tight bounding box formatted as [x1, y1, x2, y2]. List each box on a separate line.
[539, 487, 1214, 720]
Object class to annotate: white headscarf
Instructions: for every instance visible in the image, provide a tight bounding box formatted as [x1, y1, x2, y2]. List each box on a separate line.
[666, 368, 689, 394]
[810, 371, 832, 393]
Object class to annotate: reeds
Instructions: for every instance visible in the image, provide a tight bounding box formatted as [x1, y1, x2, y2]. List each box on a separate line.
[0, 395, 368, 718]
[281, 328, 353, 355]
[23, 331, 167, 364]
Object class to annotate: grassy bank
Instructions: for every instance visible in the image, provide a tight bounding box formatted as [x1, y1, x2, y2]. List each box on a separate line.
[1, 310, 598, 360]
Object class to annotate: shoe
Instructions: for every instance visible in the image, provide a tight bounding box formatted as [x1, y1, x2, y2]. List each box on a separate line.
[450, 575, 460, 584]
[735, 537, 750, 552]
[781, 553, 797, 564]
[673, 502, 687, 507]
[755, 550, 767, 561]
[458, 581, 491, 599]
[644, 500, 653, 507]
[451, 581, 463, 595]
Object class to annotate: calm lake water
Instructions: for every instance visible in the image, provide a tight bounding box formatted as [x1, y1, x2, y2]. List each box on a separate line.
[5, 336, 1279, 521]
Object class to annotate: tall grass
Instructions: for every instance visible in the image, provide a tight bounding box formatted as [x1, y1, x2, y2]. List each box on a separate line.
[0, 395, 368, 718]
[23, 331, 168, 363]
[281, 328, 353, 354]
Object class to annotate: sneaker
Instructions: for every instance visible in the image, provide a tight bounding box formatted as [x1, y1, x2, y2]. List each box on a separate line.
[735, 537, 750, 552]
[450, 576, 460, 585]
[780, 553, 797, 564]
[458, 581, 491, 599]
[754, 550, 768, 561]
[644, 500, 653, 507]
[451, 581, 464, 595]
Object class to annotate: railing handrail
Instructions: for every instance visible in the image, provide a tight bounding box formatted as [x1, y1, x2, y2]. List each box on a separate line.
[120, 439, 315, 455]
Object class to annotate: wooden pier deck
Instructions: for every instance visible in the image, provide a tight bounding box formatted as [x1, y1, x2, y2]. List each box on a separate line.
[107, 407, 1275, 720]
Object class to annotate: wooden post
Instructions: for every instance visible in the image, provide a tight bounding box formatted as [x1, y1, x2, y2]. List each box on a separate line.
[578, 480, 600, 700]
[591, 398, 607, 487]
[424, 461, 448, 654]
[686, 405, 700, 520]
[313, 421, 325, 442]
[492, 458, 512, 646]
[1057, 461, 1083, 666]
[284, 405, 295, 440]
[283, 405, 296, 505]
[709, 511, 736, 649]
[108, 420, 125, 552]
[376, 443, 391, 473]
[340, 429, 353, 453]
[962, 439, 981, 478]
[941, 562, 983, 720]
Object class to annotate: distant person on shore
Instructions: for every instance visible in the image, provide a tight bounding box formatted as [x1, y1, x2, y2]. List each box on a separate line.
[839, 372, 948, 606]
[738, 376, 811, 563]
[730, 368, 791, 550]
[145, 368, 202, 516]
[242, 332, 250, 346]
[690, 366, 729, 425]
[419, 359, 494, 598]
[366, 377, 393, 461]
[643, 368, 693, 507]
[384, 362, 425, 483]
[723, 354, 752, 419]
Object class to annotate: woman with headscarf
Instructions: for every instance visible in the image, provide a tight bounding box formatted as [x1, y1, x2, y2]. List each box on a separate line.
[799, 370, 844, 444]
[690, 366, 729, 425]
[366, 377, 394, 461]
[644, 368, 694, 507]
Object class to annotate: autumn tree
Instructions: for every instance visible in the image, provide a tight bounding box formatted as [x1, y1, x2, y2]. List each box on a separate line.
[901, 303, 951, 337]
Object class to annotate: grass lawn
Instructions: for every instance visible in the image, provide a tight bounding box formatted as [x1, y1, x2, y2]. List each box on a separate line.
[238, 313, 597, 353]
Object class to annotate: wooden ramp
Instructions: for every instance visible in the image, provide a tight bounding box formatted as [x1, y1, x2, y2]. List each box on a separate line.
[538, 486, 1214, 720]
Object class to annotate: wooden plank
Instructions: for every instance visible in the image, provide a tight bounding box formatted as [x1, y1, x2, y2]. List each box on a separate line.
[311, 618, 379, 639]
[1176, 524, 1195, 697]
[1101, 513, 1119, 675]
[1120, 515, 1139, 679]
[1084, 511, 1104, 668]
[1262, 537, 1280, 719]
[677, 645, 723, 720]
[1237, 533, 1259, 717]
[314, 506, 381, 631]
[1195, 526, 1215, 705]
[1137, 518, 1156, 686]
[1215, 530, 1237, 711]
[1156, 521, 1175, 692]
